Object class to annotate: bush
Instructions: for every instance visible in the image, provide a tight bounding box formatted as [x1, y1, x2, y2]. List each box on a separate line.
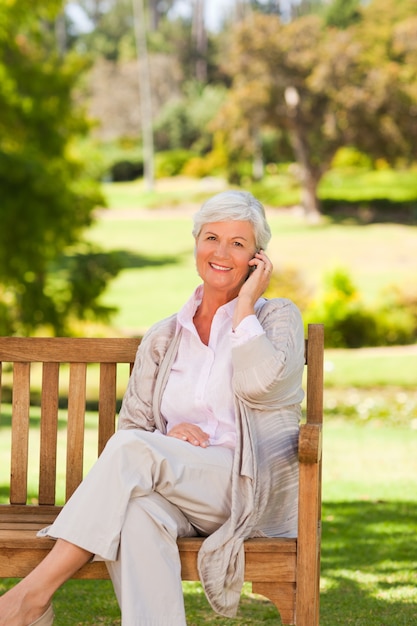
[304, 276, 380, 348]
[155, 149, 196, 178]
[375, 286, 417, 345]
[264, 266, 313, 312]
[110, 159, 143, 182]
[304, 268, 417, 348]
[96, 140, 144, 182]
[153, 100, 199, 151]
[330, 146, 373, 170]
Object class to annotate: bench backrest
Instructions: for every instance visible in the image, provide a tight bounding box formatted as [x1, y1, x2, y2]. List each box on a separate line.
[0, 338, 140, 505]
[0, 325, 323, 508]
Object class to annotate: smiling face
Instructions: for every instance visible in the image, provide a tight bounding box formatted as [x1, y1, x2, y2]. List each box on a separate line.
[195, 220, 257, 301]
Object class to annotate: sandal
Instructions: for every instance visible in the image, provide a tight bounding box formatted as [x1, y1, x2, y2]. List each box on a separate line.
[29, 605, 54, 626]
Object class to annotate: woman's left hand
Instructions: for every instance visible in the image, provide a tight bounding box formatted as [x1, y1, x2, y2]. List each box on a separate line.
[167, 423, 210, 447]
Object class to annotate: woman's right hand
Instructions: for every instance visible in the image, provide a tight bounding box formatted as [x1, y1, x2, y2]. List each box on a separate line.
[233, 249, 273, 329]
[167, 423, 210, 447]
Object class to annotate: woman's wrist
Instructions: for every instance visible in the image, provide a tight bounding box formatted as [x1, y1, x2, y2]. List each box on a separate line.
[232, 295, 256, 330]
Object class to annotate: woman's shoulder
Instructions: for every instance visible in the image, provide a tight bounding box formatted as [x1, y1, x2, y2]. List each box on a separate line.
[256, 297, 304, 336]
[141, 313, 177, 344]
[256, 297, 301, 319]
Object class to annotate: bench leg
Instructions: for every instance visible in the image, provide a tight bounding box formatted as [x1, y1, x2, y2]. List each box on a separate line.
[251, 582, 296, 625]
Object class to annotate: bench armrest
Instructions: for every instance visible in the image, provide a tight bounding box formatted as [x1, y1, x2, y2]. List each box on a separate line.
[298, 423, 322, 464]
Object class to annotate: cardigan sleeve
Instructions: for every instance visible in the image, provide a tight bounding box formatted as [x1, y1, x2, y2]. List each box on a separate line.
[231, 298, 305, 409]
[117, 315, 177, 431]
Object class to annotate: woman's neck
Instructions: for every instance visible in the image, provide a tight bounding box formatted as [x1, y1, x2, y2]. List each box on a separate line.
[193, 294, 229, 345]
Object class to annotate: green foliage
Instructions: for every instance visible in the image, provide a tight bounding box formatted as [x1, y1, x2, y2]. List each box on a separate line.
[305, 269, 379, 348]
[94, 140, 144, 182]
[304, 268, 417, 348]
[264, 266, 313, 312]
[155, 149, 196, 178]
[0, 0, 116, 335]
[154, 99, 199, 151]
[324, 0, 362, 28]
[247, 169, 301, 206]
[154, 83, 227, 153]
[45, 246, 122, 330]
[320, 167, 417, 202]
[215, 2, 417, 217]
[330, 146, 373, 170]
[265, 268, 417, 348]
[71, 0, 135, 61]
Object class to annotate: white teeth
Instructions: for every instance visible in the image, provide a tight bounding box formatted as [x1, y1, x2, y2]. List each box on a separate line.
[210, 263, 231, 271]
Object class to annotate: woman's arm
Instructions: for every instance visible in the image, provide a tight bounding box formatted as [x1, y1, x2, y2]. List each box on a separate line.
[117, 315, 177, 430]
[231, 299, 305, 409]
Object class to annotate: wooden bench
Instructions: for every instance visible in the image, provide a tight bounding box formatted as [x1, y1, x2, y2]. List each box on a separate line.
[0, 323, 323, 625]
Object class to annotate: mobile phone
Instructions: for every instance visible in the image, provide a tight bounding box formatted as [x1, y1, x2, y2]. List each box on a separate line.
[247, 251, 260, 277]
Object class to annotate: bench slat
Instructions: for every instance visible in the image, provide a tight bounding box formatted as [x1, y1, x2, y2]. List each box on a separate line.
[66, 363, 87, 500]
[0, 526, 297, 583]
[98, 363, 117, 455]
[10, 363, 31, 505]
[39, 362, 59, 505]
[0, 337, 140, 363]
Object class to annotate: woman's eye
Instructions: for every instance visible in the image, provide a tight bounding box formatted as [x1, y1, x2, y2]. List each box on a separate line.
[233, 241, 243, 247]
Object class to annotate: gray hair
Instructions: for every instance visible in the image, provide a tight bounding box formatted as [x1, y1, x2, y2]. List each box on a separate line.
[192, 190, 272, 250]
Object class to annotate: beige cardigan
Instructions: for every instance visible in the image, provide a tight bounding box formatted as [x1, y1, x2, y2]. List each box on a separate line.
[118, 297, 305, 617]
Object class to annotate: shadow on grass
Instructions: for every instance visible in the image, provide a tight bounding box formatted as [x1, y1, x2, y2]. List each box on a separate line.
[110, 249, 182, 270]
[321, 500, 417, 625]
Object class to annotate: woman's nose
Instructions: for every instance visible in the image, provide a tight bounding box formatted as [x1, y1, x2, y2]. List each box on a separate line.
[215, 242, 229, 258]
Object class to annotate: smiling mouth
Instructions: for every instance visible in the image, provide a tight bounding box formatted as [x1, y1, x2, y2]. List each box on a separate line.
[210, 263, 232, 271]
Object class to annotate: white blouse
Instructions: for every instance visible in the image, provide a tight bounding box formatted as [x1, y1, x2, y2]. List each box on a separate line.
[161, 285, 266, 448]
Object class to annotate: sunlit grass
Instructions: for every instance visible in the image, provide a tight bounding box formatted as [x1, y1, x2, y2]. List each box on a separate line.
[324, 348, 417, 388]
[101, 176, 223, 210]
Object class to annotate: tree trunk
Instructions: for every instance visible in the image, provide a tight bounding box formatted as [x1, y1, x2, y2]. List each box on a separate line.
[284, 87, 322, 222]
[252, 128, 264, 180]
[300, 170, 321, 223]
[132, 0, 155, 191]
[290, 132, 321, 222]
[55, 10, 67, 56]
[149, 0, 159, 30]
[192, 0, 207, 82]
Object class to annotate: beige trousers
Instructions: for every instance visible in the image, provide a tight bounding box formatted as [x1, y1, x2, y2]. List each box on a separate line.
[47, 429, 234, 625]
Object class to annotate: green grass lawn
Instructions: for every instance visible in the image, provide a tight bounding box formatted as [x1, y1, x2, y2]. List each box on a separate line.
[324, 347, 417, 389]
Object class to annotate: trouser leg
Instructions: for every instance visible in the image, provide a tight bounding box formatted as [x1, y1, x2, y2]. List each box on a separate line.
[47, 428, 233, 558]
[106, 492, 195, 626]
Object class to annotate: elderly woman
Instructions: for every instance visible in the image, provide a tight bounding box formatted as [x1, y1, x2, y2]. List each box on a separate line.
[0, 190, 304, 626]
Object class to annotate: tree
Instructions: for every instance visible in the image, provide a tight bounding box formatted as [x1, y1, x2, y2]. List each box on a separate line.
[216, 13, 334, 219]
[0, 0, 117, 335]
[70, 0, 187, 61]
[216, 0, 417, 219]
[311, 0, 417, 166]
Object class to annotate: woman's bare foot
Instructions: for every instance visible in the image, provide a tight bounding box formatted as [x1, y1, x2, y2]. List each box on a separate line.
[0, 581, 51, 626]
[0, 539, 92, 626]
